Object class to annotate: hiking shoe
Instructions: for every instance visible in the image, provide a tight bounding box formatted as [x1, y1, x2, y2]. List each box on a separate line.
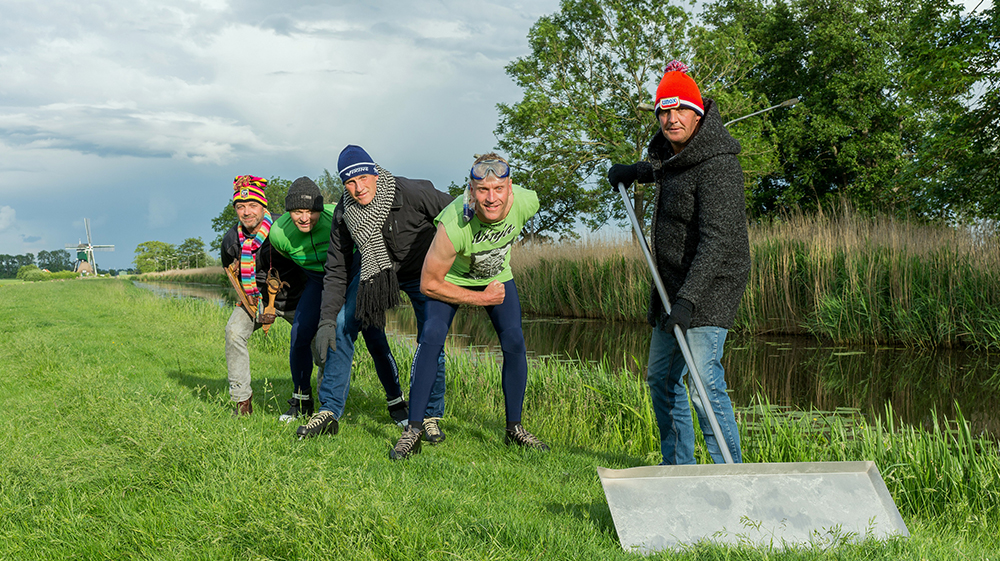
[387, 396, 409, 428]
[279, 394, 314, 423]
[422, 417, 445, 444]
[296, 410, 339, 439]
[232, 394, 252, 417]
[389, 426, 423, 460]
[504, 424, 549, 451]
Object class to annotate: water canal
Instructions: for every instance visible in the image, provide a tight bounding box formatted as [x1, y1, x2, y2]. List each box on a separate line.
[134, 280, 1000, 439]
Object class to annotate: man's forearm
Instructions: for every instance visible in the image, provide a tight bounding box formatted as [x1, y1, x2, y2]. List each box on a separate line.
[422, 278, 493, 307]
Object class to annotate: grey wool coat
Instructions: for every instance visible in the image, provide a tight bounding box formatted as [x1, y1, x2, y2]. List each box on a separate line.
[634, 99, 751, 330]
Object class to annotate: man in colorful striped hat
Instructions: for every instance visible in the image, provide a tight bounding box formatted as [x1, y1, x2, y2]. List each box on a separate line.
[220, 175, 305, 416]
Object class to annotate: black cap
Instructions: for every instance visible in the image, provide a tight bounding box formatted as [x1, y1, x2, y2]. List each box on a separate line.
[285, 177, 324, 212]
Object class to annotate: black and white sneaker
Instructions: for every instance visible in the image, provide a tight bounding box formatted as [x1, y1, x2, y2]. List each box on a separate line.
[389, 425, 423, 460]
[279, 393, 314, 423]
[504, 424, 549, 451]
[296, 410, 339, 439]
[422, 417, 445, 444]
[387, 396, 409, 427]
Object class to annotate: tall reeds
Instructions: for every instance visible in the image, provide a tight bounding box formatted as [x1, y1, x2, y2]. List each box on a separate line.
[512, 238, 649, 321]
[512, 205, 1000, 348]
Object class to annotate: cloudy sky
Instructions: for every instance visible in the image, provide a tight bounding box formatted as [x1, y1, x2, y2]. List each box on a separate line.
[0, 0, 564, 270]
[1, 0, 991, 271]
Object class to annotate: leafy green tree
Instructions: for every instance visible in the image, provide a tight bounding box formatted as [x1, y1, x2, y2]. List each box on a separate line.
[702, 0, 995, 218]
[36, 249, 72, 272]
[900, 3, 999, 220]
[496, 0, 688, 238]
[176, 237, 208, 269]
[316, 169, 345, 205]
[496, 0, 773, 238]
[133, 241, 176, 273]
[210, 172, 341, 252]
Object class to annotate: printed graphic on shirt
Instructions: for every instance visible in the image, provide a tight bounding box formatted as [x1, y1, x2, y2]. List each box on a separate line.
[467, 240, 513, 280]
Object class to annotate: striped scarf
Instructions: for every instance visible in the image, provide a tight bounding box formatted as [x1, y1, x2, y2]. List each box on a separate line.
[342, 165, 399, 329]
[238, 211, 273, 298]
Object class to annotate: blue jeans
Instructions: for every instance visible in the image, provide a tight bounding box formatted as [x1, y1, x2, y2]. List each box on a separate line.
[408, 279, 526, 427]
[647, 323, 742, 465]
[316, 271, 446, 419]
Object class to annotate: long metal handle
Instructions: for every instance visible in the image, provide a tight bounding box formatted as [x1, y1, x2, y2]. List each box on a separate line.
[618, 182, 734, 464]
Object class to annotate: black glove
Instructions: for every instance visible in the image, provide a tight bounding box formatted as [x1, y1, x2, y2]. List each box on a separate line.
[665, 298, 694, 335]
[314, 319, 337, 365]
[607, 163, 638, 192]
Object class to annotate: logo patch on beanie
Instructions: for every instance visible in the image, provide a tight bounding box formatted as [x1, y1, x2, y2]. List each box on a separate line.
[658, 96, 680, 110]
[240, 188, 249, 198]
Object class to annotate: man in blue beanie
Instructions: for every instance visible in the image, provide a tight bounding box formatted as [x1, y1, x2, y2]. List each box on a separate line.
[296, 145, 451, 442]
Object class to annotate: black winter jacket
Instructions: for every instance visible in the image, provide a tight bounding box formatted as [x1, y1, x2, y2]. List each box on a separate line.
[635, 99, 751, 329]
[221, 216, 305, 313]
[320, 175, 453, 322]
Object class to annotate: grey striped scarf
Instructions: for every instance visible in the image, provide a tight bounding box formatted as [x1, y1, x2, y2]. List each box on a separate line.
[342, 165, 400, 329]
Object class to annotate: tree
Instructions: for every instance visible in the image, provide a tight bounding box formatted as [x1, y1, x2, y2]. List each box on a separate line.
[133, 241, 176, 273]
[496, 0, 772, 239]
[316, 169, 345, 206]
[702, 0, 995, 219]
[899, 3, 1000, 220]
[210, 172, 342, 252]
[0, 254, 34, 278]
[36, 249, 72, 272]
[176, 237, 208, 269]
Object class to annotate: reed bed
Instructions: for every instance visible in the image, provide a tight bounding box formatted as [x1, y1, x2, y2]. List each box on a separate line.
[512, 237, 649, 321]
[512, 207, 1000, 348]
[132, 266, 227, 286]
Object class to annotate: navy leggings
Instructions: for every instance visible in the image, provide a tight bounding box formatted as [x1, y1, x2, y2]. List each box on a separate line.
[288, 269, 324, 395]
[407, 279, 528, 427]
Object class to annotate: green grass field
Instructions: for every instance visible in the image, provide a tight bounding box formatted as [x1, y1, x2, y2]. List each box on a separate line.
[2, 279, 998, 560]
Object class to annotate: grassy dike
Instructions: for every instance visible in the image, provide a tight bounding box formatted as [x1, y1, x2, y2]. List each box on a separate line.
[513, 208, 1000, 349]
[2, 279, 998, 559]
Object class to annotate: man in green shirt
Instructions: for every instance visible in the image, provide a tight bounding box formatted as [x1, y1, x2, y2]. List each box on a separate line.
[390, 153, 548, 459]
[268, 177, 409, 425]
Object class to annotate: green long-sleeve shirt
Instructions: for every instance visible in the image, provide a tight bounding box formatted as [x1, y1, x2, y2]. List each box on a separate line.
[267, 204, 336, 272]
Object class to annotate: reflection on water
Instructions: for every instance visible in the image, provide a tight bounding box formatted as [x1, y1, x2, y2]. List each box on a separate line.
[133, 281, 237, 307]
[134, 280, 1000, 438]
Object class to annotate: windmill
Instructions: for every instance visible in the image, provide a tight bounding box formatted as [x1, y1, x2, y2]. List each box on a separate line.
[65, 218, 114, 274]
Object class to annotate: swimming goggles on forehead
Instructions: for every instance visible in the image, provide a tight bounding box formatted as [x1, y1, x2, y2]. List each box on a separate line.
[470, 159, 510, 181]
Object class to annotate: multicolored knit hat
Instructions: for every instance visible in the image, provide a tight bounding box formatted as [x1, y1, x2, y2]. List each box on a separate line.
[337, 145, 377, 184]
[232, 175, 268, 207]
[654, 61, 704, 117]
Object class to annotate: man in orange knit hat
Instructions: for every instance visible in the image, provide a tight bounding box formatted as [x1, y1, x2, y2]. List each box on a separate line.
[608, 61, 750, 465]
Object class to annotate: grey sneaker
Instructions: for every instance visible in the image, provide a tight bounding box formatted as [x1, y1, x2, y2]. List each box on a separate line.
[504, 424, 549, 451]
[387, 396, 409, 428]
[389, 426, 423, 460]
[422, 417, 445, 444]
[296, 410, 339, 439]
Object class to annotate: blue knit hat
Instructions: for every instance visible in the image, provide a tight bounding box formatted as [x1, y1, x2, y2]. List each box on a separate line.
[338, 145, 378, 183]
